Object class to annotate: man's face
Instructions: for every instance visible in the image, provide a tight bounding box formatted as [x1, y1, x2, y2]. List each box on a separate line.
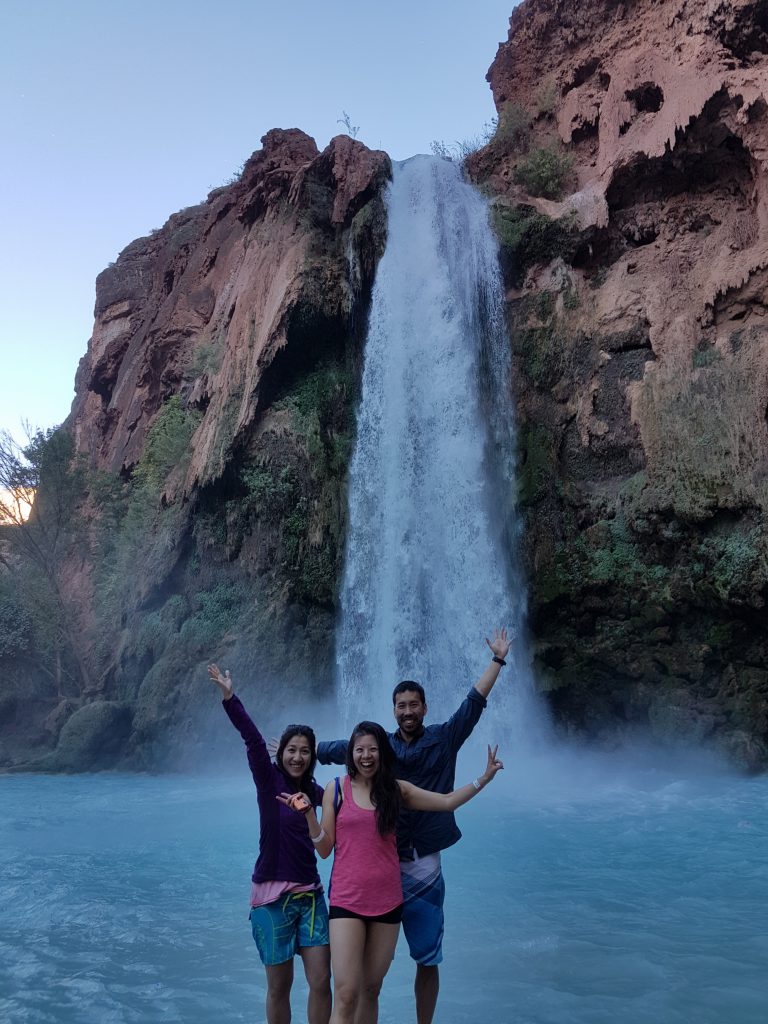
[393, 690, 427, 737]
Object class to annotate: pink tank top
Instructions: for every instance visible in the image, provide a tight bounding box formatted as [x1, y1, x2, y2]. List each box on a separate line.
[330, 776, 402, 916]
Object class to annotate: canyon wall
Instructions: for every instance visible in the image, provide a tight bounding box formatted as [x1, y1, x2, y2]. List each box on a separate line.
[4, 0, 768, 771]
[468, 0, 768, 768]
[0, 130, 390, 770]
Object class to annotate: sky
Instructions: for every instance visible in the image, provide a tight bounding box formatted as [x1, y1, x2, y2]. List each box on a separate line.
[0, 0, 519, 444]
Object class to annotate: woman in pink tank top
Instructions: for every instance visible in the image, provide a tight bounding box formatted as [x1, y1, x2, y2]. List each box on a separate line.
[282, 720, 503, 1024]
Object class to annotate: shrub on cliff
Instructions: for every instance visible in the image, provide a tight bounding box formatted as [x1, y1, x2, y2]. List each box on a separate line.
[493, 103, 532, 151]
[492, 206, 579, 286]
[514, 147, 573, 200]
[92, 396, 202, 645]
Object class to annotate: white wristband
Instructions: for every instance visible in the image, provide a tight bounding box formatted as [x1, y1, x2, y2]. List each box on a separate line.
[472, 778, 483, 791]
[310, 829, 326, 845]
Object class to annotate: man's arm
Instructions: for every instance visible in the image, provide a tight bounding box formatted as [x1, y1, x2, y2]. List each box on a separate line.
[473, 627, 511, 699]
[441, 628, 512, 750]
[316, 739, 347, 765]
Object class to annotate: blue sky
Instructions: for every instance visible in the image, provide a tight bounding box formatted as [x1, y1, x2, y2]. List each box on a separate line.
[0, 0, 518, 443]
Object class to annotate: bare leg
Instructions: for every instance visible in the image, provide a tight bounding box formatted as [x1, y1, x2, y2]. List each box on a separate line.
[299, 944, 332, 1024]
[414, 963, 439, 1024]
[329, 918, 367, 1024]
[354, 922, 400, 1024]
[265, 960, 294, 1024]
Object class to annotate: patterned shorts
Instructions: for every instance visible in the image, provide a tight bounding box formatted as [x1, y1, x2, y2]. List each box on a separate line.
[400, 868, 446, 966]
[249, 891, 330, 966]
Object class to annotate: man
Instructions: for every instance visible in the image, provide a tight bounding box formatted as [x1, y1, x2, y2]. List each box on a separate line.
[317, 627, 511, 1024]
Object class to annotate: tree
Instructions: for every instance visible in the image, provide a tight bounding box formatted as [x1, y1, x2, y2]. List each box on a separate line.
[0, 426, 92, 695]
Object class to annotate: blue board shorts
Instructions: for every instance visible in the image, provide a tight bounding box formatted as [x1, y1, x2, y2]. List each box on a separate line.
[400, 866, 446, 966]
[250, 891, 330, 966]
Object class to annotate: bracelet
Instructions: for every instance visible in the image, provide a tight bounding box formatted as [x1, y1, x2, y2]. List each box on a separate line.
[310, 829, 326, 845]
[472, 778, 483, 791]
[492, 655, 506, 666]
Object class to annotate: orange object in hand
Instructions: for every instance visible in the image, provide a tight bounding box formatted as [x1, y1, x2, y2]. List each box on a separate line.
[288, 793, 310, 813]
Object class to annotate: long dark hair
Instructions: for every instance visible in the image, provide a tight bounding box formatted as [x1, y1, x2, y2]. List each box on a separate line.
[346, 721, 401, 837]
[276, 724, 318, 797]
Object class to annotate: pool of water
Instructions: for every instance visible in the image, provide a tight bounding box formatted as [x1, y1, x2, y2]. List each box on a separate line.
[1, 751, 766, 1023]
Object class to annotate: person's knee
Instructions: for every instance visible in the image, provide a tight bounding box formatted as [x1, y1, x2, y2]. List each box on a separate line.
[267, 970, 293, 1000]
[333, 981, 359, 1011]
[362, 976, 384, 1001]
[306, 965, 331, 993]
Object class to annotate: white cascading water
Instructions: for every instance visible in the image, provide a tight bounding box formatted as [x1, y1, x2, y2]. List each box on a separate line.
[336, 155, 547, 748]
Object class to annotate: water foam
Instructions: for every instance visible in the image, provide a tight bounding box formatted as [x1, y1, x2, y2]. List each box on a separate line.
[336, 155, 546, 748]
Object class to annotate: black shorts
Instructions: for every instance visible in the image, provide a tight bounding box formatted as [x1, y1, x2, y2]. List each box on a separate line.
[329, 903, 404, 925]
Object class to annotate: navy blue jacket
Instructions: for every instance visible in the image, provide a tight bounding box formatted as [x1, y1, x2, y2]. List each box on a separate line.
[317, 687, 487, 858]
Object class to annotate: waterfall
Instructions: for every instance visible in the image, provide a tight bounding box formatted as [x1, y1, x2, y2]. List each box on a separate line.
[336, 155, 546, 748]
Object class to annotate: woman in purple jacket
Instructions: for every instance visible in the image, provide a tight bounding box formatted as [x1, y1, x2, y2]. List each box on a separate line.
[208, 664, 331, 1024]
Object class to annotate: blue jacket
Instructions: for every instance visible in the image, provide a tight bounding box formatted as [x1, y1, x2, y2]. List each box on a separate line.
[317, 687, 487, 858]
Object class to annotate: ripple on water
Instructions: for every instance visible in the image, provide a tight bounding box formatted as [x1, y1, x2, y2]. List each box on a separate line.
[1, 770, 767, 1024]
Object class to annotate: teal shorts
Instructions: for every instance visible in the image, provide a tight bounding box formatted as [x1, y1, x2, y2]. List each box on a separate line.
[249, 891, 330, 966]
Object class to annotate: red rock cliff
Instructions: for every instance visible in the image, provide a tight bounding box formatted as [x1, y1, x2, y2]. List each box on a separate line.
[1, 129, 390, 771]
[469, 0, 768, 768]
[72, 129, 389, 491]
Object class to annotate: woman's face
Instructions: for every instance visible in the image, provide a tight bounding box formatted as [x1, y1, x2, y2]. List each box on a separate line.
[282, 734, 312, 780]
[352, 734, 380, 778]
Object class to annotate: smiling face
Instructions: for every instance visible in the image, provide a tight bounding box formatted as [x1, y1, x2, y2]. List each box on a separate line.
[281, 734, 313, 780]
[393, 689, 427, 739]
[352, 734, 380, 778]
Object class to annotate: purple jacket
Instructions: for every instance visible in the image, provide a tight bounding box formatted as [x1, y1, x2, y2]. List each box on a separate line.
[223, 694, 323, 886]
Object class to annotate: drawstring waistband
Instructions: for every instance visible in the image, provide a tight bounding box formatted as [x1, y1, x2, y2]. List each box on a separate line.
[281, 891, 317, 937]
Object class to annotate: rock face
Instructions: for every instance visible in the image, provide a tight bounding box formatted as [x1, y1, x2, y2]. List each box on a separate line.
[73, 129, 389, 488]
[468, 0, 768, 768]
[2, 129, 390, 770]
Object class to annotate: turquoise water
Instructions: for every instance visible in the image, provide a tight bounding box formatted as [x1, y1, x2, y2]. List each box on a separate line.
[1, 756, 766, 1023]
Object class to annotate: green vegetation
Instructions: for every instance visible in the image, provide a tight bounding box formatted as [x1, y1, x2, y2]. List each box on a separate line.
[276, 362, 356, 480]
[514, 292, 568, 389]
[0, 578, 30, 659]
[513, 147, 573, 200]
[0, 427, 90, 692]
[492, 103, 532, 151]
[92, 396, 202, 651]
[700, 527, 768, 604]
[242, 465, 299, 521]
[492, 206, 580, 286]
[186, 342, 222, 380]
[633, 364, 764, 521]
[535, 80, 558, 118]
[180, 582, 247, 651]
[518, 423, 557, 506]
[132, 396, 201, 496]
[692, 346, 721, 369]
[563, 286, 580, 310]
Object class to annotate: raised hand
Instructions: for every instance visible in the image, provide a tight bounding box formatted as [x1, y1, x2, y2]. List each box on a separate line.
[277, 792, 313, 814]
[208, 663, 233, 699]
[485, 626, 511, 661]
[481, 744, 504, 785]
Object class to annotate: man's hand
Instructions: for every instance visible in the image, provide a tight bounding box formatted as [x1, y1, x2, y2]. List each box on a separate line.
[485, 627, 511, 661]
[208, 663, 233, 700]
